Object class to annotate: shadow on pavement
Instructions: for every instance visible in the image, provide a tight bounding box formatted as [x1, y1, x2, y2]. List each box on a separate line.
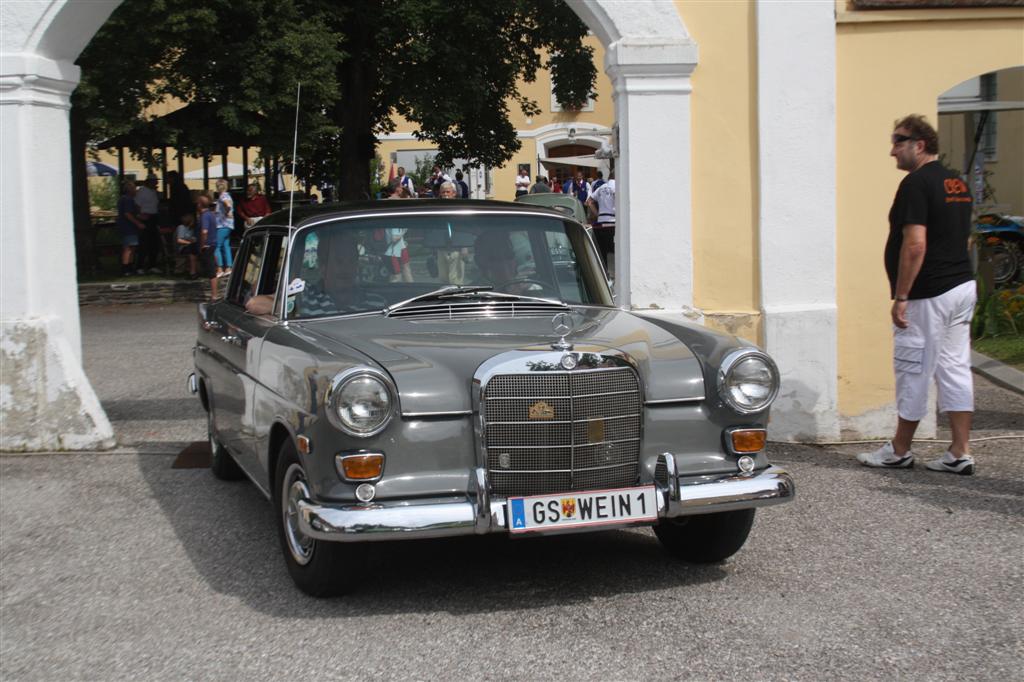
[136, 454, 730, 614]
[771, 443, 1023, 520]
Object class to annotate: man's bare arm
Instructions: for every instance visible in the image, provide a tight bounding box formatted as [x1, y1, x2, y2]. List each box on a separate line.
[891, 223, 927, 328]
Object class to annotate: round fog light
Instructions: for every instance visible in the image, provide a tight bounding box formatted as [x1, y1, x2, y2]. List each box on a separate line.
[737, 456, 755, 474]
[355, 483, 376, 503]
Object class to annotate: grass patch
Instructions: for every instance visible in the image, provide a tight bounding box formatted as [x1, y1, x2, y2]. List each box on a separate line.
[974, 335, 1024, 371]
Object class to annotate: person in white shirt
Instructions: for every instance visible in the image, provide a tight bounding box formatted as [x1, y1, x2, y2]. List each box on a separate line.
[395, 167, 416, 197]
[515, 168, 530, 197]
[586, 173, 615, 269]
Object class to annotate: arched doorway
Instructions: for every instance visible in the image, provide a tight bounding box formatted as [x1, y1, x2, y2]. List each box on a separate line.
[0, 0, 698, 450]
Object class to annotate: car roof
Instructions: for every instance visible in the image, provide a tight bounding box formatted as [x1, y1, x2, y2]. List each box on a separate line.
[259, 199, 572, 228]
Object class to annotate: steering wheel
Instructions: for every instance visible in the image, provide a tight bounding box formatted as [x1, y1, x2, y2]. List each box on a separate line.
[363, 292, 389, 308]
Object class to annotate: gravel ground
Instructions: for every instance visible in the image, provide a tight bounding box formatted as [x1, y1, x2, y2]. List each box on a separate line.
[1, 303, 1021, 680]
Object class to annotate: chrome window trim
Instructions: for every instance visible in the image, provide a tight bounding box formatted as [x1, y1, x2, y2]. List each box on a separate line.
[325, 366, 399, 438]
[716, 349, 780, 415]
[280, 209, 613, 322]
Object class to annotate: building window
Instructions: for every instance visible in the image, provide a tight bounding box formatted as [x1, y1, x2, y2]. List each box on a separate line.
[550, 77, 594, 113]
[975, 73, 998, 163]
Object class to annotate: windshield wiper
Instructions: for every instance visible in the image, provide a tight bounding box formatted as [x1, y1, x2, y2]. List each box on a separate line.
[384, 285, 565, 316]
[383, 285, 494, 315]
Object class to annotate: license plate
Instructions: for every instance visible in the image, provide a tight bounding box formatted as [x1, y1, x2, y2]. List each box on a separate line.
[507, 486, 658, 534]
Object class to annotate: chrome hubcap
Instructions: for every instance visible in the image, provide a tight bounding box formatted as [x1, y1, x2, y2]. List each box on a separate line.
[282, 463, 315, 565]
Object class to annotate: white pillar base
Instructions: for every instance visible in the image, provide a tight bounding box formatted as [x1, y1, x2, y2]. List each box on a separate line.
[763, 305, 841, 442]
[1, 317, 115, 451]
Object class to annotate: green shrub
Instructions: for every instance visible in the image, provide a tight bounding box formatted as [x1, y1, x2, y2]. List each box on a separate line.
[88, 176, 119, 212]
[974, 281, 1024, 338]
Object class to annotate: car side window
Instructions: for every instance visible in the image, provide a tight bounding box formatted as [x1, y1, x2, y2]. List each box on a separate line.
[228, 235, 265, 308]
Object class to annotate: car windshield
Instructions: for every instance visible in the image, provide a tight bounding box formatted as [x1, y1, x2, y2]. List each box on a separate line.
[283, 213, 611, 319]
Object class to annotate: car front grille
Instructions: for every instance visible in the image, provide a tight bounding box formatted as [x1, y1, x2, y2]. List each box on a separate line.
[482, 366, 642, 497]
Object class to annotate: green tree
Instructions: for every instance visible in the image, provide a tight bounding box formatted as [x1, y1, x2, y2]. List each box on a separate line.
[73, 0, 595, 202]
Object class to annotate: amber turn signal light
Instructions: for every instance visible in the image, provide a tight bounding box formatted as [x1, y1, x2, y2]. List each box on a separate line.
[337, 453, 384, 481]
[730, 429, 766, 453]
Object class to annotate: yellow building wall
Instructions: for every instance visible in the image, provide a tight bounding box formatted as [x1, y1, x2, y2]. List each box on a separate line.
[676, 0, 761, 342]
[836, 14, 1024, 419]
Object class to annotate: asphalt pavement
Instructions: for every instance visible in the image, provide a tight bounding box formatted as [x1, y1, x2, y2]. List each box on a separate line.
[1, 303, 1021, 680]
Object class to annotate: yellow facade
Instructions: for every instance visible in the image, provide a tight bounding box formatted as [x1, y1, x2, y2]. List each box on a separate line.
[835, 12, 1024, 419]
[676, 0, 761, 342]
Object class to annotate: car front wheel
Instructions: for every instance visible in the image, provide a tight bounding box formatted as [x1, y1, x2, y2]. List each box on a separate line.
[273, 440, 365, 597]
[654, 509, 755, 563]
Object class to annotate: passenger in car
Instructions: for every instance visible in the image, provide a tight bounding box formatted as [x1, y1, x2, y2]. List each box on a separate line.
[474, 231, 520, 287]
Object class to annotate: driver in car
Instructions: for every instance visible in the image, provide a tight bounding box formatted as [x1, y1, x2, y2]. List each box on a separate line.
[474, 231, 519, 287]
[473, 230, 549, 296]
[246, 231, 365, 317]
[296, 231, 365, 316]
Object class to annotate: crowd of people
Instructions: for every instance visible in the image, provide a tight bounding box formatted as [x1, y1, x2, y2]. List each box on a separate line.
[112, 161, 617, 295]
[114, 173, 274, 298]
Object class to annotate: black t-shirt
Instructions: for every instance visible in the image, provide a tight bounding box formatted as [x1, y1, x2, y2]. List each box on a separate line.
[885, 161, 973, 300]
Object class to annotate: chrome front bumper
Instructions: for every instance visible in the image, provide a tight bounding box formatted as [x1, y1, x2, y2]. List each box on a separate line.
[297, 463, 795, 542]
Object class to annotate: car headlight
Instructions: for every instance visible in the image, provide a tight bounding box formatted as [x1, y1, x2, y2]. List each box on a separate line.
[327, 369, 395, 437]
[717, 349, 780, 414]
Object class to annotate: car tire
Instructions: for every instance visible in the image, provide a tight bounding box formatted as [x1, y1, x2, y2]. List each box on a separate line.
[273, 440, 366, 597]
[654, 509, 755, 563]
[208, 409, 243, 481]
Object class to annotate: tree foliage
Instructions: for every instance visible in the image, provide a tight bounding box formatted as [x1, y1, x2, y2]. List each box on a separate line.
[73, 0, 596, 199]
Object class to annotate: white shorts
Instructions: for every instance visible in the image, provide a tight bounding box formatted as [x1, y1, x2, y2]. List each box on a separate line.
[893, 280, 977, 421]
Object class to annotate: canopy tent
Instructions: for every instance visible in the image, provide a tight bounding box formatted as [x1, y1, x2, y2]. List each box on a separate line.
[96, 102, 267, 151]
[95, 102, 276, 192]
[538, 154, 607, 170]
[85, 161, 118, 177]
[536, 152, 606, 176]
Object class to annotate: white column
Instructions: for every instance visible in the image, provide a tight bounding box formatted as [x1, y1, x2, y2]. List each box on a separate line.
[756, 1, 840, 441]
[0, 51, 114, 450]
[606, 40, 698, 313]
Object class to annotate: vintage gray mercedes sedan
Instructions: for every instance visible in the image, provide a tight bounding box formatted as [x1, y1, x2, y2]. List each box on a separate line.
[189, 199, 794, 596]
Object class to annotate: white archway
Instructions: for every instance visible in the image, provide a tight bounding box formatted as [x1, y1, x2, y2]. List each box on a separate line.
[0, 0, 699, 450]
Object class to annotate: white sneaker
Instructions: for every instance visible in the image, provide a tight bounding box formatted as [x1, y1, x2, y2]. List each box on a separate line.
[925, 451, 975, 476]
[856, 441, 914, 469]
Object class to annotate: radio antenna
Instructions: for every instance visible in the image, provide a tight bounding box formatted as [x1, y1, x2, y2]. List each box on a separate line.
[287, 82, 301, 227]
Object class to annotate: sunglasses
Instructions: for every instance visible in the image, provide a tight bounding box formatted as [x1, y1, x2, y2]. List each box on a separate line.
[891, 133, 918, 144]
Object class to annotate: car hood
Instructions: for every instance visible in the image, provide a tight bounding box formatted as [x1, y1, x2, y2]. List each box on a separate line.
[300, 307, 705, 413]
